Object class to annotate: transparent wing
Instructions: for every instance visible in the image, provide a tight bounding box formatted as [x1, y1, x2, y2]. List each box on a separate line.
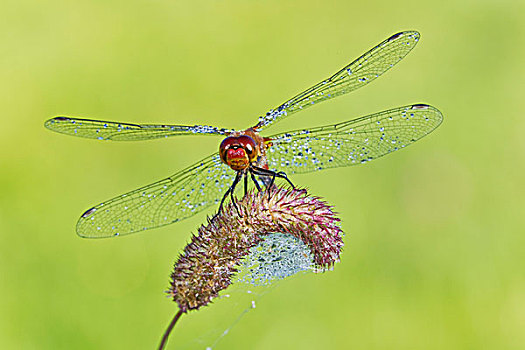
[266, 104, 442, 174]
[76, 153, 235, 238]
[255, 31, 420, 130]
[45, 116, 233, 141]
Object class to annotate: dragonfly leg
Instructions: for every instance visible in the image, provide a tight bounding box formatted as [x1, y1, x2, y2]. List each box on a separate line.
[230, 184, 241, 217]
[218, 188, 231, 215]
[263, 171, 277, 200]
[264, 170, 294, 199]
[275, 170, 295, 189]
[219, 171, 242, 216]
[250, 166, 295, 195]
[250, 172, 262, 192]
[244, 172, 248, 197]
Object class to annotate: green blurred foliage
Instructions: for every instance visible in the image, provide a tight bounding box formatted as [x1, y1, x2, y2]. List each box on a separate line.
[1, 0, 524, 349]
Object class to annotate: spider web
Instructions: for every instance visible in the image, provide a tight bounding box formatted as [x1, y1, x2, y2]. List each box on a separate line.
[175, 233, 319, 349]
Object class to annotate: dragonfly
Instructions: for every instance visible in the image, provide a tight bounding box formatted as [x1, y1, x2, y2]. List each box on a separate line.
[45, 30, 442, 238]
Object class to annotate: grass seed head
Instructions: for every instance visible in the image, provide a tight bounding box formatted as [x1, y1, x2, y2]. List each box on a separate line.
[168, 187, 344, 312]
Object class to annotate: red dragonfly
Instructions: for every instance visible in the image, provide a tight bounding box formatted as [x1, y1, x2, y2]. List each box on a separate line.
[45, 31, 442, 238]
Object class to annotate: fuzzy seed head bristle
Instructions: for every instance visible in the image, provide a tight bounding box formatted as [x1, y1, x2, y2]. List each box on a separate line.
[168, 187, 343, 312]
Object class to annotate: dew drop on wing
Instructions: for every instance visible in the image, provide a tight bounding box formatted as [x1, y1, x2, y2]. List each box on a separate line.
[81, 207, 97, 218]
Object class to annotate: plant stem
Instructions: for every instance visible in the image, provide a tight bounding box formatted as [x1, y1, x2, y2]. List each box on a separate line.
[158, 309, 183, 350]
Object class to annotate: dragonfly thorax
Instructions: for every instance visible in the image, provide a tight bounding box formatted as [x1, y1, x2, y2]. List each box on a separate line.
[219, 135, 258, 171]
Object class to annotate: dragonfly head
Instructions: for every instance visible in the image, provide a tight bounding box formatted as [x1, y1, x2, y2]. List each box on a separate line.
[219, 135, 257, 171]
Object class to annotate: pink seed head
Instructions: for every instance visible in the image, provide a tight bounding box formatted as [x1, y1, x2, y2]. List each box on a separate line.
[168, 187, 344, 312]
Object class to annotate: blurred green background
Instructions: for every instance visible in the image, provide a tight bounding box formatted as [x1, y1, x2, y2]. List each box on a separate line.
[1, 0, 524, 349]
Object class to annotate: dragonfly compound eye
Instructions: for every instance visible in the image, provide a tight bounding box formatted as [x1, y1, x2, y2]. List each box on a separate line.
[237, 135, 257, 161]
[219, 137, 237, 164]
